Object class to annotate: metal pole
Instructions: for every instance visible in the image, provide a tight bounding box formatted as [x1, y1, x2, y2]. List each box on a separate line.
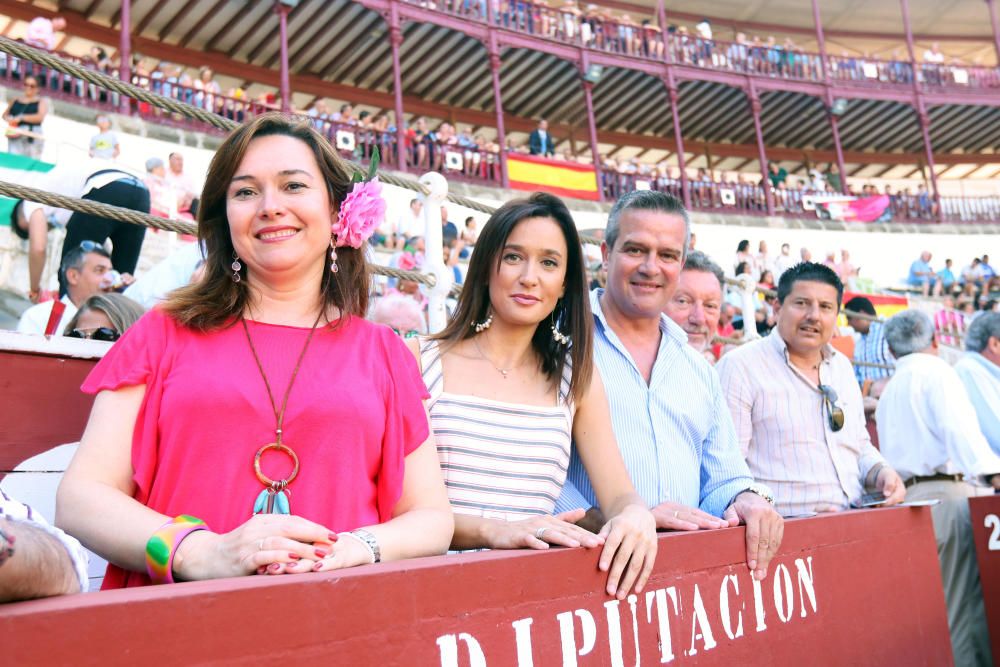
[900, 0, 942, 220]
[987, 0, 1000, 69]
[814, 0, 848, 193]
[810, 0, 828, 77]
[276, 2, 291, 113]
[119, 0, 132, 112]
[663, 72, 690, 208]
[389, 3, 407, 171]
[581, 53, 603, 201]
[489, 34, 509, 189]
[827, 98, 849, 195]
[748, 82, 774, 216]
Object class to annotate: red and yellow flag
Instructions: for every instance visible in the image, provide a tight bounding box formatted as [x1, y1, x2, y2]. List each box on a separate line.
[507, 154, 600, 201]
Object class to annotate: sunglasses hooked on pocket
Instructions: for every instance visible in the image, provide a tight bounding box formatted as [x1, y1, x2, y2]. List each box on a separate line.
[818, 384, 845, 432]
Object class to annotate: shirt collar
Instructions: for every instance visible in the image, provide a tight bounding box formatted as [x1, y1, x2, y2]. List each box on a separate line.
[766, 327, 834, 365]
[589, 288, 689, 349]
[967, 352, 1000, 379]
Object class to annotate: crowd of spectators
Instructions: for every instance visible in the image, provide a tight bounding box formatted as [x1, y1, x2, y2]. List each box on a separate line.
[4, 19, 1000, 226]
[413, 1, 999, 89]
[2, 114, 998, 667]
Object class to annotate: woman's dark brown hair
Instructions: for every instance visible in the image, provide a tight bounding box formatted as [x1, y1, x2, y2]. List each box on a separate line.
[163, 113, 369, 330]
[433, 192, 593, 403]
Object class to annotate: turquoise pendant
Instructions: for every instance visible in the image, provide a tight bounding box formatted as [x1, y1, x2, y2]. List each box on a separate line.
[274, 490, 290, 515]
[252, 489, 270, 515]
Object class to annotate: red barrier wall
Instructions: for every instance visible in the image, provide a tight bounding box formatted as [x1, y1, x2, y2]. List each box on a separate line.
[970, 494, 1000, 660]
[0, 348, 96, 475]
[1, 508, 951, 666]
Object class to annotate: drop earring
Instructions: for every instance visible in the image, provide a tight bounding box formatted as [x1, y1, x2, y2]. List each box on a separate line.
[471, 310, 493, 333]
[330, 236, 339, 274]
[231, 251, 242, 283]
[550, 311, 570, 345]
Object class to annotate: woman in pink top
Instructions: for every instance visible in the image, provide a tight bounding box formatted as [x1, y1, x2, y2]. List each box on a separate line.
[57, 114, 453, 588]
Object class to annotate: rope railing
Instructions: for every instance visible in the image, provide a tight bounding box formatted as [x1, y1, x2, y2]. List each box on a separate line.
[0, 37, 496, 216]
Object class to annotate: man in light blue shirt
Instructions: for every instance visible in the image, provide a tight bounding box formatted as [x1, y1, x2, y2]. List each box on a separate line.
[955, 313, 1000, 456]
[907, 251, 936, 296]
[556, 190, 783, 581]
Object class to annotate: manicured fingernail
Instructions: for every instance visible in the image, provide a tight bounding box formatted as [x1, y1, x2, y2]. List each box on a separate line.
[328, 533, 339, 542]
[256, 566, 266, 575]
[268, 563, 280, 572]
[312, 561, 323, 571]
[315, 548, 330, 558]
[289, 553, 301, 560]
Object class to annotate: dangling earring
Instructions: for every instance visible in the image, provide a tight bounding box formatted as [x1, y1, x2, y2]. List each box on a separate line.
[471, 309, 493, 333]
[551, 310, 570, 345]
[231, 251, 242, 283]
[329, 236, 339, 274]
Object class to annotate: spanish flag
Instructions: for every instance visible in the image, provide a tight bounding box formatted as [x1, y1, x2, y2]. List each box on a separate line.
[507, 154, 600, 201]
[839, 291, 909, 327]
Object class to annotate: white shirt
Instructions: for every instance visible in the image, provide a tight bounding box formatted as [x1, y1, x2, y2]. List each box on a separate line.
[21, 159, 145, 226]
[124, 241, 205, 309]
[0, 489, 88, 592]
[875, 352, 1000, 481]
[395, 209, 423, 239]
[16, 295, 77, 336]
[774, 253, 796, 281]
[25, 17, 57, 50]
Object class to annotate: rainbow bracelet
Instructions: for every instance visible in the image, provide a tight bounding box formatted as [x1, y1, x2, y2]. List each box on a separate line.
[145, 515, 209, 585]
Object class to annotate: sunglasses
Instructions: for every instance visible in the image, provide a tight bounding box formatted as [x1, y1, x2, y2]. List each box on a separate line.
[818, 384, 845, 432]
[77, 240, 102, 252]
[67, 327, 120, 342]
[391, 328, 419, 339]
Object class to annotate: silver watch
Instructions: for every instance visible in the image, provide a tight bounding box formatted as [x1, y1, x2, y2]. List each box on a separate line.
[740, 483, 775, 506]
[350, 528, 381, 563]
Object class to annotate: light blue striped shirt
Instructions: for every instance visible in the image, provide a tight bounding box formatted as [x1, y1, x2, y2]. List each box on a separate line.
[853, 321, 893, 383]
[555, 289, 755, 517]
[954, 352, 1000, 457]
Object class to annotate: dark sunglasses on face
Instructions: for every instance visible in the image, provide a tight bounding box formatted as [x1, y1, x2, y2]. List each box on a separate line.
[818, 384, 845, 432]
[392, 328, 419, 339]
[67, 327, 120, 342]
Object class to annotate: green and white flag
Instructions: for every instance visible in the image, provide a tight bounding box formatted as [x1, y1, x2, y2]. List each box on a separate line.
[0, 151, 54, 226]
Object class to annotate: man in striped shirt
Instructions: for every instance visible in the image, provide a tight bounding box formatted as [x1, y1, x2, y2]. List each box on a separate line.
[717, 263, 906, 517]
[556, 191, 783, 582]
[845, 296, 893, 385]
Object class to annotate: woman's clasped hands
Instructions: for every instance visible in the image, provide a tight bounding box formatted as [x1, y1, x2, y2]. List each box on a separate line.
[170, 514, 375, 581]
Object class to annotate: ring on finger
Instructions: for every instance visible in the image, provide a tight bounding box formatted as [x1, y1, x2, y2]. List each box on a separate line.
[535, 527, 549, 539]
[759, 541, 769, 548]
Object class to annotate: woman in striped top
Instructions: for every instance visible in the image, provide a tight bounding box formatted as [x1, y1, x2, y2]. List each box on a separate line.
[406, 193, 656, 599]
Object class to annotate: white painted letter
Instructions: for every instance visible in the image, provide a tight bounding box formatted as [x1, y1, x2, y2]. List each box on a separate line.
[795, 557, 817, 618]
[626, 594, 641, 666]
[719, 574, 744, 640]
[773, 564, 794, 623]
[557, 609, 597, 667]
[687, 584, 717, 657]
[751, 575, 768, 632]
[605, 600, 625, 667]
[512, 617, 535, 667]
[645, 587, 680, 663]
[436, 633, 487, 667]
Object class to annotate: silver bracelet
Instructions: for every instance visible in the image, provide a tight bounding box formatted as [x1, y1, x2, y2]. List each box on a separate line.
[339, 529, 380, 564]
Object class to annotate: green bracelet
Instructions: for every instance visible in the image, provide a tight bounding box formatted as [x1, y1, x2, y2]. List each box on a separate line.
[145, 515, 208, 585]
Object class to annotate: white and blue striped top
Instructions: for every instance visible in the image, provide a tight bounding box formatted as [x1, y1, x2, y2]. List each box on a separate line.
[421, 338, 575, 520]
[555, 289, 754, 517]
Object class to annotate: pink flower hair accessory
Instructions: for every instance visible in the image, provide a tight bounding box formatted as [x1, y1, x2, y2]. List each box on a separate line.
[333, 177, 385, 248]
[331, 147, 386, 249]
